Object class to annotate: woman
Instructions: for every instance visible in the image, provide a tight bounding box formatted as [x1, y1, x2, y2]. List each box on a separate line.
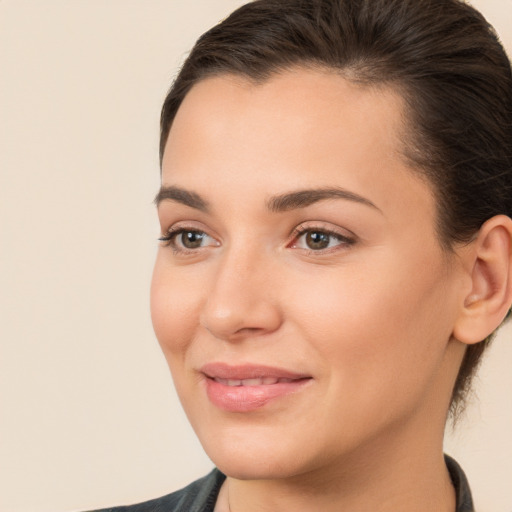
[97, 0, 512, 510]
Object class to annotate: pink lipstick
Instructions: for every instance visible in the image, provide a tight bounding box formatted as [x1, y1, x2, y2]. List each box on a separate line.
[200, 363, 312, 412]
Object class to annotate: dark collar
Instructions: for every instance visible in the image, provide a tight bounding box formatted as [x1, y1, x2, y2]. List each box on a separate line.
[445, 454, 475, 512]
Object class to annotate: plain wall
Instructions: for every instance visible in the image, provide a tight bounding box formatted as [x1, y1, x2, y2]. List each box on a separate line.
[1, 1, 511, 511]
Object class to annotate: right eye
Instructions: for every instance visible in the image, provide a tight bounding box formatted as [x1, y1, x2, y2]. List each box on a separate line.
[159, 228, 219, 252]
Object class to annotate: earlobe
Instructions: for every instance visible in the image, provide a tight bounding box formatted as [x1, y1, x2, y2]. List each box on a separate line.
[453, 215, 512, 345]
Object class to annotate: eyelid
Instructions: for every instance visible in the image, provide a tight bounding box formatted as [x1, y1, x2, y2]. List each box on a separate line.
[158, 222, 220, 253]
[288, 222, 356, 251]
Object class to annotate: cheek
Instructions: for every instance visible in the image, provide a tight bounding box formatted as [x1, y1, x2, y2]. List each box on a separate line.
[150, 255, 201, 359]
[283, 251, 455, 388]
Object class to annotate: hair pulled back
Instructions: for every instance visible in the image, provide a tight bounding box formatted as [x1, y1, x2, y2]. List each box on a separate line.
[160, 0, 512, 416]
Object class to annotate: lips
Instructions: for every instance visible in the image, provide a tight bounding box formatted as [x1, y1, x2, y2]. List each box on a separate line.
[200, 363, 312, 412]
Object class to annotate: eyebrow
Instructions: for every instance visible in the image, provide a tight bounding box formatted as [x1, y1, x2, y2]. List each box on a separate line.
[154, 185, 209, 212]
[154, 185, 380, 213]
[267, 188, 381, 213]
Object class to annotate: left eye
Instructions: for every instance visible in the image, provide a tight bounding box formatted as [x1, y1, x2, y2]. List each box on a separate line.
[293, 229, 351, 251]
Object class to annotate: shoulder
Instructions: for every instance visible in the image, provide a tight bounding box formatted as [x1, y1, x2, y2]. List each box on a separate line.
[86, 468, 226, 512]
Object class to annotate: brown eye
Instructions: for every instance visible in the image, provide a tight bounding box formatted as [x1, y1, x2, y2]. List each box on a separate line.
[305, 231, 331, 250]
[180, 231, 206, 249]
[290, 227, 355, 252]
[159, 228, 218, 251]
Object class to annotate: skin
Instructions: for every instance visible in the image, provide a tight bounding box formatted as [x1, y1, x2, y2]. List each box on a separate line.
[151, 69, 473, 511]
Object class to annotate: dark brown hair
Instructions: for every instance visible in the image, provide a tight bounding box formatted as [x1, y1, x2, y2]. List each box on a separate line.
[160, 0, 512, 416]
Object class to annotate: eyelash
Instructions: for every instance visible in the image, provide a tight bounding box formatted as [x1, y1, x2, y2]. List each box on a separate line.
[158, 227, 213, 254]
[289, 225, 356, 253]
[158, 225, 356, 255]
[159, 227, 192, 244]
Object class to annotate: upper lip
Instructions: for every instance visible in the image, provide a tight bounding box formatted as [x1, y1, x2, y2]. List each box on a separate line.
[200, 362, 310, 380]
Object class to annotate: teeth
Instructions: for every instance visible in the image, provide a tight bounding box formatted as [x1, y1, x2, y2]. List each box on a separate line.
[244, 378, 265, 386]
[214, 377, 293, 386]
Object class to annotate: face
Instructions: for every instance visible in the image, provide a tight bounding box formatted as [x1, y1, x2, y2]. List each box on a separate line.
[151, 69, 466, 481]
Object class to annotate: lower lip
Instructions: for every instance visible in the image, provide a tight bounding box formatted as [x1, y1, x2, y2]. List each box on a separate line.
[204, 378, 311, 412]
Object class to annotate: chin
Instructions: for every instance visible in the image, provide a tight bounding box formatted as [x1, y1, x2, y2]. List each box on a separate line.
[212, 451, 305, 481]
[195, 422, 324, 481]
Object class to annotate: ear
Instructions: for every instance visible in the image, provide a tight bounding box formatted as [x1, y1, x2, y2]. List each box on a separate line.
[453, 215, 512, 345]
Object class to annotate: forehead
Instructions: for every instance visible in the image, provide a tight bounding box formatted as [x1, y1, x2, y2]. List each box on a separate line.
[166, 68, 408, 167]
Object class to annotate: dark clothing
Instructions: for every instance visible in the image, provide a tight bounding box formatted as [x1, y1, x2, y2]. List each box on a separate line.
[88, 455, 473, 512]
[446, 455, 475, 512]
[86, 469, 225, 512]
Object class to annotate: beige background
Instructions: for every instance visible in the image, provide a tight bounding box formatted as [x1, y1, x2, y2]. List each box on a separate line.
[1, 1, 511, 511]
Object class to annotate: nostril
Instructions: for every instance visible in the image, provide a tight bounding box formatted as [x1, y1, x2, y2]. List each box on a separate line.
[202, 322, 269, 341]
[199, 271, 283, 340]
[237, 326, 265, 334]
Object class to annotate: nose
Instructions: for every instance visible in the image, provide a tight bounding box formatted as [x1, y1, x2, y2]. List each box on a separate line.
[199, 247, 283, 341]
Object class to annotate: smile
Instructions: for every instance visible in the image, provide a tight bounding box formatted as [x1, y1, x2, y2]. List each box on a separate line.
[200, 363, 312, 412]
